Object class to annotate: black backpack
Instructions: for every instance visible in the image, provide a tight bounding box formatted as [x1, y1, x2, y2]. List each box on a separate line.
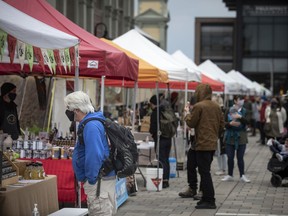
[160, 106, 178, 138]
[77, 117, 138, 178]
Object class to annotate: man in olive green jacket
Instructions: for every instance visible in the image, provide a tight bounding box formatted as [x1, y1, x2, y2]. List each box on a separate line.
[184, 84, 224, 209]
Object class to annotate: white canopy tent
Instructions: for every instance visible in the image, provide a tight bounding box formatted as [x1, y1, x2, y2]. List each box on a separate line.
[198, 60, 243, 95]
[113, 29, 201, 82]
[227, 70, 257, 95]
[252, 81, 272, 97]
[171, 50, 202, 75]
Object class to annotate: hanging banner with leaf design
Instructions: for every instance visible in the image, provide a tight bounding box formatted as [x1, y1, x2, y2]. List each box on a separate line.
[0, 30, 7, 61]
[47, 49, 56, 74]
[60, 49, 67, 73]
[26, 44, 34, 72]
[64, 48, 71, 72]
[41, 48, 53, 74]
[17, 40, 25, 70]
[7, 34, 16, 64]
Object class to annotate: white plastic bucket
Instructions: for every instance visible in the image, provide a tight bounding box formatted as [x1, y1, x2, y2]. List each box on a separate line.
[146, 168, 163, 191]
[169, 157, 177, 178]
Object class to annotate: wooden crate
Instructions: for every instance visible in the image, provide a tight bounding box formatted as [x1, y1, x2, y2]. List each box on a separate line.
[1, 153, 19, 187]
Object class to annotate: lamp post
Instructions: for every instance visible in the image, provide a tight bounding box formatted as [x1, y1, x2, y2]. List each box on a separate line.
[94, 22, 108, 39]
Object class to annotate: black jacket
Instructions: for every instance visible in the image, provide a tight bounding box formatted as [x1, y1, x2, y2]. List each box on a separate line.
[0, 97, 21, 140]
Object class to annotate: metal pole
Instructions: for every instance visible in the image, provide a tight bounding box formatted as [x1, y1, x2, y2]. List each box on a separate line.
[100, 76, 105, 111]
[156, 82, 161, 192]
[74, 66, 79, 91]
[132, 81, 138, 135]
[270, 61, 274, 94]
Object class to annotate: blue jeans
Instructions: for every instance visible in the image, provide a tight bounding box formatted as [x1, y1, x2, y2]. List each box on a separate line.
[225, 144, 246, 177]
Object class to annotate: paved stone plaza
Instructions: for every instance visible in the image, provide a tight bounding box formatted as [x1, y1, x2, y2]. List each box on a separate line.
[117, 135, 288, 216]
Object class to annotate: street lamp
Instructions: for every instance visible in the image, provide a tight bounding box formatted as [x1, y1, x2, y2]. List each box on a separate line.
[94, 22, 109, 39]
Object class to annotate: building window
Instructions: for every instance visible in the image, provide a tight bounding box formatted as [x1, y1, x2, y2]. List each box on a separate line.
[242, 16, 288, 73]
[200, 24, 234, 71]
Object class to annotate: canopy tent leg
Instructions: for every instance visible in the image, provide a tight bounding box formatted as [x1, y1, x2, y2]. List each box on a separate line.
[100, 76, 105, 112]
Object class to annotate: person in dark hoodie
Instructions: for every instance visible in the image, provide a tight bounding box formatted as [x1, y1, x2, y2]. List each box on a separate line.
[0, 82, 21, 140]
[184, 84, 224, 209]
[149, 93, 172, 189]
[64, 91, 116, 215]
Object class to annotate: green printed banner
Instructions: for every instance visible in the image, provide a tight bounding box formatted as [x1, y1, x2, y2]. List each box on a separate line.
[47, 49, 56, 74]
[41, 48, 52, 74]
[26, 44, 34, 72]
[0, 29, 7, 61]
[60, 49, 67, 73]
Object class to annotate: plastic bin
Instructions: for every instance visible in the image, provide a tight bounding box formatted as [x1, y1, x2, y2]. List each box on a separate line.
[146, 167, 163, 191]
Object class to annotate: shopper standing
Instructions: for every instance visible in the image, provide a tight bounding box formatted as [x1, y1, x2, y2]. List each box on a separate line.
[149, 93, 172, 188]
[184, 84, 224, 209]
[222, 95, 251, 183]
[64, 91, 116, 216]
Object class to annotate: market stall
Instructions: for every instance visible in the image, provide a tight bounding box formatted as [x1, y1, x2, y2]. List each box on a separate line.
[0, 0, 79, 193]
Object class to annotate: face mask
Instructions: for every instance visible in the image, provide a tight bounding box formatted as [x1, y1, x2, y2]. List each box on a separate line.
[8, 93, 16, 101]
[271, 103, 278, 109]
[237, 99, 244, 107]
[65, 109, 74, 121]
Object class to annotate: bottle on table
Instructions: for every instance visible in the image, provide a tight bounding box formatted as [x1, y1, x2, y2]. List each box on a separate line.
[32, 203, 40, 216]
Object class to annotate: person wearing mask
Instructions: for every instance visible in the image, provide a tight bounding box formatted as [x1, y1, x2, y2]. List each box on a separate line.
[222, 95, 251, 183]
[149, 93, 172, 188]
[0, 82, 21, 140]
[184, 84, 224, 209]
[264, 98, 287, 140]
[64, 91, 116, 215]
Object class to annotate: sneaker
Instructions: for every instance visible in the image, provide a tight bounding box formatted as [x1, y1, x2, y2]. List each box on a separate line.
[240, 175, 251, 183]
[178, 187, 196, 198]
[276, 153, 283, 162]
[267, 138, 273, 146]
[221, 175, 233, 181]
[195, 201, 216, 209]
[215, 170, 225, 176]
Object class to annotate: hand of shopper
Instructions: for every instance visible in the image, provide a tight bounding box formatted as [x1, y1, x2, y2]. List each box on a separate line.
[230, 121, 240, 127]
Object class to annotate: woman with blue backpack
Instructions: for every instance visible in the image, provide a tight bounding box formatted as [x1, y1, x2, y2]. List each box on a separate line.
[221, 95, 251, 183]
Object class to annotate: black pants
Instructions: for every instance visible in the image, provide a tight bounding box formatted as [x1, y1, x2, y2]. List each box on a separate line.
[260, 122, 266, 144]
[154, 137, 172, 181]
[196, 151, 215, 203]
[187, 148, 202, 191]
